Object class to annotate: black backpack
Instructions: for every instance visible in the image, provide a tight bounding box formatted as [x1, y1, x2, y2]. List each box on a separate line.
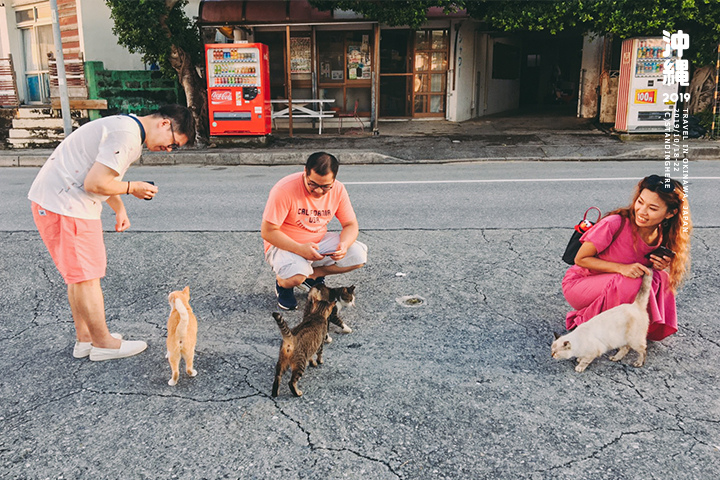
[562, 207, 601, 265]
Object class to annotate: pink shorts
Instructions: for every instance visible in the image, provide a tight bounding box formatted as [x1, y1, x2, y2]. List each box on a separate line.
[31, 202, 106, 284]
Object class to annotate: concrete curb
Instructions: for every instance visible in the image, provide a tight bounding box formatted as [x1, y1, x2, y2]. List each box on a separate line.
[2, 143, 719, 167]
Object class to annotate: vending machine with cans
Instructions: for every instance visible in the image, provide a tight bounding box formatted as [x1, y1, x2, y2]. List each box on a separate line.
[205, 43, 271, 135]
[615, 37, 680, 133]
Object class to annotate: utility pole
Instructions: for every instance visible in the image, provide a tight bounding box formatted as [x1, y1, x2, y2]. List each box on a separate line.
[49, 0, 72, 136]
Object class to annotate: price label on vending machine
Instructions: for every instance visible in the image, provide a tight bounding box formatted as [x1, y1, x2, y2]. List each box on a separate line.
[634, 89, 657, 104]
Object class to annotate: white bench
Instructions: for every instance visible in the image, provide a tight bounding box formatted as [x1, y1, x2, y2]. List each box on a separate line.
[270, 99, 335, 134]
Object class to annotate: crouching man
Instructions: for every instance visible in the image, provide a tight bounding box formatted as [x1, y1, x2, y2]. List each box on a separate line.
[261, 152, 367, 310]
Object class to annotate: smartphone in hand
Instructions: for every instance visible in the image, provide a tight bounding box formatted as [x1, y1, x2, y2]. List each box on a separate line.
[143, 181, 155, 201]
[645, 245, 675, 259]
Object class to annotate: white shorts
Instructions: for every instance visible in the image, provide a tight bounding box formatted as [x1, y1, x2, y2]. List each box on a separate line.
[265, 232, 367, 280]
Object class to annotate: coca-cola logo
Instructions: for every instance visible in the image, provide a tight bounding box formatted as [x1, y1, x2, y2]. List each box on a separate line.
[211, 90, 232, 105]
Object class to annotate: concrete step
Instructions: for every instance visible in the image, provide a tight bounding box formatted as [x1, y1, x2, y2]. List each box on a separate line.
[12, 117, 78, 128]
[7, 137, 60, 148]
[9, 128, 65, 139]
[15, 107, 57, 119]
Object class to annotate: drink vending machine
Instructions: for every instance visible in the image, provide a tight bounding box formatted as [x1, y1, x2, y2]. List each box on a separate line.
[615, 37, 680, 133]
[205, 43, 271, 135]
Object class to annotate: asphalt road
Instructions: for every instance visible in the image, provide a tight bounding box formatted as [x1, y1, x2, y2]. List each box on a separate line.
[2, 161, 720, 231]
[1, 161, 719, 479]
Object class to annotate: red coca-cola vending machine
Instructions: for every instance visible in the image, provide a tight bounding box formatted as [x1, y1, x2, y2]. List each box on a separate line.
[205, 43, 271, 135]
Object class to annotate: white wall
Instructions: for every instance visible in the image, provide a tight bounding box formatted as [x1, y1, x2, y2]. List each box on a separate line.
[435, 20, 521, 122]
[0, 5, 10, 57]
[77, 0, 145, 69]
[77, 0, 201, 70]
[446, 20, 476, 122]
[482, 36, 521, 116]
[0, 3, 27, 100]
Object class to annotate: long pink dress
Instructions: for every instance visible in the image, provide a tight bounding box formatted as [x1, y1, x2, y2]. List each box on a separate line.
[562, 214, 677, 341]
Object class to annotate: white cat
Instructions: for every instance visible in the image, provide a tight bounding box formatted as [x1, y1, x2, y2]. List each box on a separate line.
[552, 270, 653, 373]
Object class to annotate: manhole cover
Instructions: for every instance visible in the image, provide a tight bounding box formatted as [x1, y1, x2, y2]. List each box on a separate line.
[395, 295, 426, 307]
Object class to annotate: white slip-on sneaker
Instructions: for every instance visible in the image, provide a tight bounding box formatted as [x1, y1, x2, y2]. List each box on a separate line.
[73, 333, 123, 358]
[89, 340, 147, 361]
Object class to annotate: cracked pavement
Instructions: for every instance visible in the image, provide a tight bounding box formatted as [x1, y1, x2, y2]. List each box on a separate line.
[1, 227, 719, 479]
[2, 161, 719, 478]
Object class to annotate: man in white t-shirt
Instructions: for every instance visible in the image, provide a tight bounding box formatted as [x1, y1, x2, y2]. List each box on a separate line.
[28, 105, 195, 361]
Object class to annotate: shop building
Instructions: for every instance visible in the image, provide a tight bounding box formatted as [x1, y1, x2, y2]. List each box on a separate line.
[198, 0, 529, 130]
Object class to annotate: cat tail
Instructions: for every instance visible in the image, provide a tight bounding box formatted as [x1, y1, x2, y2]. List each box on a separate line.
[272, 312, 292, 339]
[635, 270, 654, 310]
[174, 297, 190, 341]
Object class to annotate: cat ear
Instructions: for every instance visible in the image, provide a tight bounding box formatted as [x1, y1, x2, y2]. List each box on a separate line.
[553, 332, 561, 340]
[308, 288, 321, 302]
[348, 285, 355, 293]
[183, 286, 190, 295]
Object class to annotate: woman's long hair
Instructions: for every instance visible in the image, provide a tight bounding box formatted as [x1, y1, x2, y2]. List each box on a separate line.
[604, 175, 691, 292]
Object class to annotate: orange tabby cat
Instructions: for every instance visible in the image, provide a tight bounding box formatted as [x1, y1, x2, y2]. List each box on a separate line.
[166, 286, 198, 386]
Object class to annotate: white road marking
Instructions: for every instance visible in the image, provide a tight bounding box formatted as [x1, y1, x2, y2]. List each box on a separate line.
[343, 176, 720, 185]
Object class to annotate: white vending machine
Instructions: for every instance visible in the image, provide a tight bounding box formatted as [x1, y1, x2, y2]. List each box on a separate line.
[615, 37, 680, 133]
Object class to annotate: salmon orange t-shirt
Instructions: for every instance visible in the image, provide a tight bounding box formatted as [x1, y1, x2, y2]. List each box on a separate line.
[262, 172, 357, 253]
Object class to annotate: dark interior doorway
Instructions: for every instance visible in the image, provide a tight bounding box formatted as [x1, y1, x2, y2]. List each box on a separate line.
[379, 30, 411, 117]
[519, 33, 583, 109]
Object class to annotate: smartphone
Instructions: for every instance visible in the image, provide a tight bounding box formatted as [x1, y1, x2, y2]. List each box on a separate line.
[645, 246, 676, 259]
[143, 181, 155, 201]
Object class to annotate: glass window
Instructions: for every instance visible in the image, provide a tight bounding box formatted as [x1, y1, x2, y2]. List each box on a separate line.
[414, 74, 427, 93]
[431, 53, 447, 71]
[415, 53, 428, 71]
[411, 29, 447, 117]
[413, 94, 426, 114]
[431, 31, 448, 50]
[37, 25, 54, 70]
[317, 32, 346, 84]
[380, 30, 410, 74]
[415, 31, 429, 50]
[22, 29, 39, 72]
[429, 95, 444, 113]
[16, 8, 34, 24]
[380, 76, 410, 117]
[430, 74, 444, 93]
[347, 43, 371, 81]
[26, 75, 41, 102]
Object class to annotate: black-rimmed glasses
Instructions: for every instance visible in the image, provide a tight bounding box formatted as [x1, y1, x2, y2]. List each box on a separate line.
[305, 176, 334, 192]
[167, 121, 179, 152]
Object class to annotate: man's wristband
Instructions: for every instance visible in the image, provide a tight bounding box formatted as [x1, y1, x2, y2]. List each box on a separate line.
[126, 181, 130, 195]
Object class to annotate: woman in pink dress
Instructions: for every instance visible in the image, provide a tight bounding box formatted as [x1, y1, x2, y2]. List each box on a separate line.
[562, 175, 692, 341]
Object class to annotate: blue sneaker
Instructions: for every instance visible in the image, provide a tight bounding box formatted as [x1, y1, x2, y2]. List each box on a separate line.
[275, 282, 297, 310]
[298, 276, 326, 293]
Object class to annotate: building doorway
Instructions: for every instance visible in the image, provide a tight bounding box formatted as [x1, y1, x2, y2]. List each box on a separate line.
[15, 4, 53, 104]
[519, 32, 583, 110]
[379, 28, 448, 118]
